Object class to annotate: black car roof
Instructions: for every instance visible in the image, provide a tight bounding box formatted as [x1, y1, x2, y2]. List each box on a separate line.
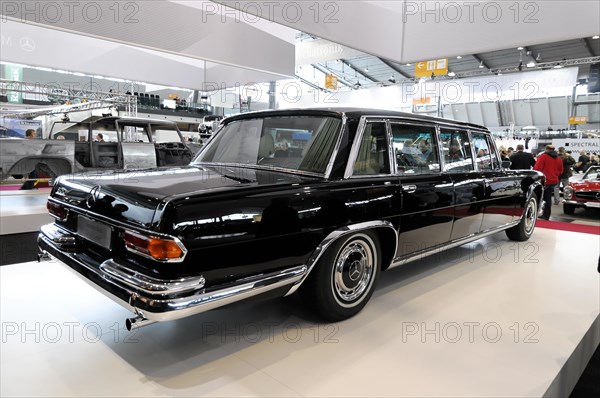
[223, 107, 488, 131]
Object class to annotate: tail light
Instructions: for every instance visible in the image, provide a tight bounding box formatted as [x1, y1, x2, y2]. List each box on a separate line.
[47, 201, 69, 221]
[124, 231, 187, 262]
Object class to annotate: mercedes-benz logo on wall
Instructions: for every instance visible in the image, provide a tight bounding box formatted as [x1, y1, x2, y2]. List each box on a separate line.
[19, 37, 36, 52]
[86, 185, 101, 208]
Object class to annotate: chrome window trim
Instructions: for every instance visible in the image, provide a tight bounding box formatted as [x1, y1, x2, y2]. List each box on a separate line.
[388, 120, 442, 176]
[345, 117, 392, 179]
[438, 126, 475, 173]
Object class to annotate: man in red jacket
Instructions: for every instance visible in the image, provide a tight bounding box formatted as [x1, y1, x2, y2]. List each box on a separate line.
[534, 145, 564, 220]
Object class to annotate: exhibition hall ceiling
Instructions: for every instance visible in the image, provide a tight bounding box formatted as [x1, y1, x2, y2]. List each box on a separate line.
[0, 1, 599, 91]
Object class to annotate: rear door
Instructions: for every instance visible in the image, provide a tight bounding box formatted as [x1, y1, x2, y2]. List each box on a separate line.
[439, 127, 484, 240]
[471, 131, 519, 231]
[391, 121, 454, 257]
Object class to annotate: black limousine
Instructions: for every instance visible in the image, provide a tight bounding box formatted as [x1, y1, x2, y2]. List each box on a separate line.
[38, 108, 544, 329]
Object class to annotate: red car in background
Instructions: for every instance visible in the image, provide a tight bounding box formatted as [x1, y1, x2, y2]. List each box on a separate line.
[563, 166, 600, 215]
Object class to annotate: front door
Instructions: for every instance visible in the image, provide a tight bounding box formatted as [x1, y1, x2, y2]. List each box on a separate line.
[391, 122, 454, 257]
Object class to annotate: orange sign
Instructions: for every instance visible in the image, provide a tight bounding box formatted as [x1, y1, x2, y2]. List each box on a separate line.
[415, 59, 449, 78]
[569, 116, 588, 124]
[412, 97, 431, 105]
[325, 74, 338, 90]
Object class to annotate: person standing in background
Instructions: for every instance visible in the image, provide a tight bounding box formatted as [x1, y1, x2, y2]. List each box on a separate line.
[509, 144, 535, 169]
[554, 147, 575, 205]
[534, 145, 564, 220]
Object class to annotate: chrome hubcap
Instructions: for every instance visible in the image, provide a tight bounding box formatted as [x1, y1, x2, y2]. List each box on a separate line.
[333, 239, 374, 303]
[524, 198, 537, 235]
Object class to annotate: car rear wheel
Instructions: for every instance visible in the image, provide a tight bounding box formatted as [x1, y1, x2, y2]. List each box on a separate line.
[563, 203, 576, 215]
[506, 196, 537, 241]
[302, 231, 380, 322]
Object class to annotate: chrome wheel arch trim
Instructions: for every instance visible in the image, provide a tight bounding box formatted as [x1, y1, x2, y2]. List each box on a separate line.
[284, 220, 398, 297]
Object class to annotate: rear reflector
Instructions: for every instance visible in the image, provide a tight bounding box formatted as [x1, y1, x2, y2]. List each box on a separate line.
[47, 201, 69, 221]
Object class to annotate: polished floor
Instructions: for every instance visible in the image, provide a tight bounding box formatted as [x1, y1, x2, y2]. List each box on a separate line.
[1, 228, 598, 397]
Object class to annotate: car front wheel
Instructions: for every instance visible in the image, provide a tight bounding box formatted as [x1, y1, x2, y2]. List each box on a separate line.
[302, 231, 380, 322]
[506, 196, 538, 241]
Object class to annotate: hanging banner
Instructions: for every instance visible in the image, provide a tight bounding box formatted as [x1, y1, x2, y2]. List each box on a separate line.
[415, 59, 448, 78]
[325, 74, 338, 90]
[3, 65, 23, 104]
[568, 116, 588, 125]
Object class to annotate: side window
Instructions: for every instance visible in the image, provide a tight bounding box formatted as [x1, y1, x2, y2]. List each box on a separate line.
[390, 123, 440, 174]
[353, 121, 390, 176]
[121, 126, 150, 143]
[440, 129, 474, 172]
[471, 131, 494, 171]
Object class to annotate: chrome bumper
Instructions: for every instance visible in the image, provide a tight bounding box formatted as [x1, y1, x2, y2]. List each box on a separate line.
[38, 223, 307, 323]
[563, 200, 600, 208]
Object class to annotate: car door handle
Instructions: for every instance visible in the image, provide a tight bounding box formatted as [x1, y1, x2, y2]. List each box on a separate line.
[402, 185, 417, 193]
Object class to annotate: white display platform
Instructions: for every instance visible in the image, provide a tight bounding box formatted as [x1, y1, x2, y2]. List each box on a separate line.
[1, 228, 598, 397]
[0, 190, 52, 235]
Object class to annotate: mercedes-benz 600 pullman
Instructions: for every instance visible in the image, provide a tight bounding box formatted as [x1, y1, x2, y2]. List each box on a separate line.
[38, 108, 544, 330]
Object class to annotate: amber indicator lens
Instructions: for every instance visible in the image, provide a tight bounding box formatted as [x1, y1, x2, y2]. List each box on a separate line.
[124, 231, 183, 260]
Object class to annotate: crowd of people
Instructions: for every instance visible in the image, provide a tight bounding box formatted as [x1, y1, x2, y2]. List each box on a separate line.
[501, 143, 598, 220]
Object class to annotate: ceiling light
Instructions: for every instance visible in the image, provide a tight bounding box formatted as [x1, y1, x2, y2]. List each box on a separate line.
[593, 35, 599, 39]
[526, 61, 536, 68]
[479, 61, 484, 68]
[497, 72, 503, 76]
[406, 63, 411, 66]
[517, 46, 524, 50]
[456, 56, 462, 59]
[448, 72, 456, 77]
[536, 53, 542, 61]
[554, 64, 564, 69]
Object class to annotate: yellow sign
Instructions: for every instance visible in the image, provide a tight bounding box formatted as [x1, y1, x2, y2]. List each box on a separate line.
[415, 59, 449, 78]
[569, 116, 588, 124]
[325, 74, 338, 90]
[412, 97, 431, 105]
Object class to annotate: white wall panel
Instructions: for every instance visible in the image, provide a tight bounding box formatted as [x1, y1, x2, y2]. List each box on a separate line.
[529, 98, 551, 128]
[548, 97, 570, 126]
[466, 103, 484, 125]
[513, 100, 534, 126]
[480, 102, 500, 127]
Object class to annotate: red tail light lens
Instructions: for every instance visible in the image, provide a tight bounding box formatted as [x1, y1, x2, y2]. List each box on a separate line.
[124, 231, 186, 262]
[47, 201, 69, 221]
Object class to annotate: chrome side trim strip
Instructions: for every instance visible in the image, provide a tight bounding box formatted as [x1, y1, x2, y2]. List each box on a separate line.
[284, 220, 398, 297]
[387, 220, 520, 269]
[99, 260, 205, 295]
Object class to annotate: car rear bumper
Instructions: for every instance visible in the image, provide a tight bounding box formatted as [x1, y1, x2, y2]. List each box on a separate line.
[38, 223, 307, 323]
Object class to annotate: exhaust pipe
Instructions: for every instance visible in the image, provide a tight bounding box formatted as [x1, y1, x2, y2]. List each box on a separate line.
[126, 315, 156, 331]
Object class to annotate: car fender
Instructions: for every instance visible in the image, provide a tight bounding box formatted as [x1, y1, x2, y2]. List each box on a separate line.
[284, 220, 397, 296]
